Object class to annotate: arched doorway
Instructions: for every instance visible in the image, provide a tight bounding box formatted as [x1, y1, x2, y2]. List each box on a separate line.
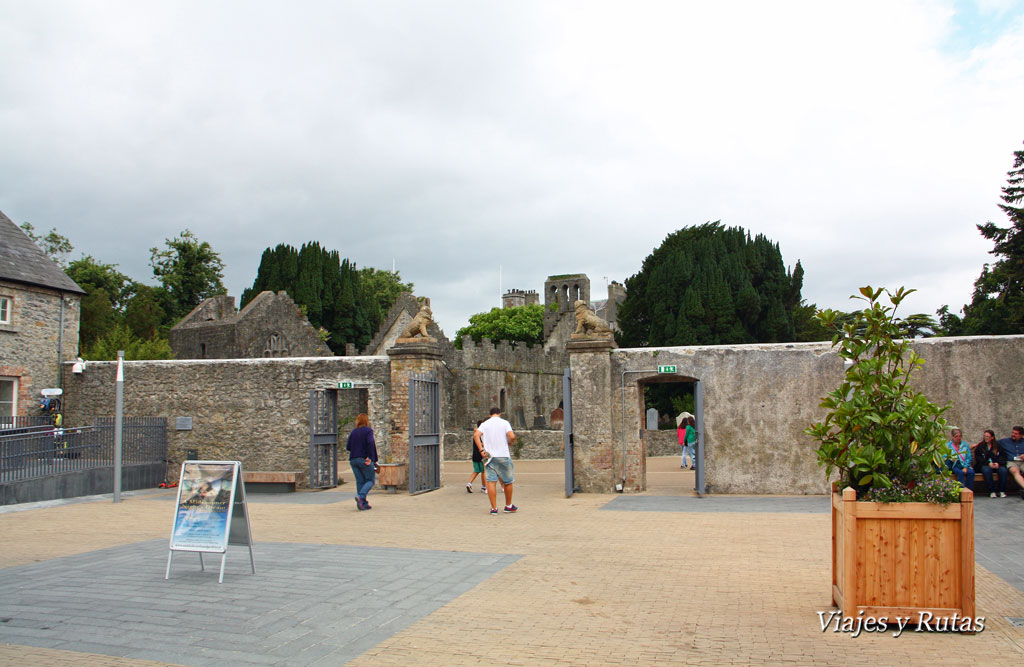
[634, 374, 705, 495]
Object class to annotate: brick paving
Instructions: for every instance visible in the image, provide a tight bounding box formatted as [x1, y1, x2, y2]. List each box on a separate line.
[0, 457, 1022, 665]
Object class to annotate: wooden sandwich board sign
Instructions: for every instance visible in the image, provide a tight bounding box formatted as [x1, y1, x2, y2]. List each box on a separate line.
[165, 460, 255, 583]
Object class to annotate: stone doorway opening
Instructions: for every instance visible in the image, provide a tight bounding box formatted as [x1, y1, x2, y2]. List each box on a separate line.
[638, 377, 701, 495]
[336, 387, 370, 482]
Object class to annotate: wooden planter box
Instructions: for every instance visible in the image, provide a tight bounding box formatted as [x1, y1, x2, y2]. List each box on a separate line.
[832, 486, 975, 627]
[377, 463, 407, 493]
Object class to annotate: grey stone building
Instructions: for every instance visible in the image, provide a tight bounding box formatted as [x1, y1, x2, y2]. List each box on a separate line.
[0, 211, 84, 419]
[169, 291, 332, 359]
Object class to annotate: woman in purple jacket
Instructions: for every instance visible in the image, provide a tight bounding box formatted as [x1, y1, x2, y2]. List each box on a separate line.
[346, 413, 378, 510]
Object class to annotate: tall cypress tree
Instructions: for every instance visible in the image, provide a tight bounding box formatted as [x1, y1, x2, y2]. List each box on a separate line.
[241, 243, 409, 354]
[617, 222, 803, 347]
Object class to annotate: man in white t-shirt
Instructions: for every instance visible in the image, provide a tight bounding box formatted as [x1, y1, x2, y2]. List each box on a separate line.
[473, 407, 517, 515]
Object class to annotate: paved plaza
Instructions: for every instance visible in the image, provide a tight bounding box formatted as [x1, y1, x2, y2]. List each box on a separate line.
[1, 457, 1023, 666]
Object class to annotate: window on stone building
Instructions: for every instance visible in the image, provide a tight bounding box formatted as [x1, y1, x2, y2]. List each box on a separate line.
[264, 333, 289, 357]
[0, 377, 16, 417]
[200, 343, 207, 359]
[0, 295, 10, 324]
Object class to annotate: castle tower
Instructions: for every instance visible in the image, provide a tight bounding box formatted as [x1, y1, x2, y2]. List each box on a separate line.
[502, 289, 540, 309]
[543, 274, 590, 340]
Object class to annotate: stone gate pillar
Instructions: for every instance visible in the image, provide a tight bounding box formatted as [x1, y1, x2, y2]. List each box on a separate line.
[387, 338, 445, 487]
[567, 336, 617, 493]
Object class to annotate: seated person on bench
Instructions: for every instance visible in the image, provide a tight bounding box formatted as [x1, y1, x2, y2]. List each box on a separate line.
[997, 426, 1024, 499]
[974, 429, 1008, 498]
[944, 428, 974, 490]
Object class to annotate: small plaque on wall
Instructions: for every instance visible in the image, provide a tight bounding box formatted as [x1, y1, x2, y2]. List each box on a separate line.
[175, 417, 193, 431]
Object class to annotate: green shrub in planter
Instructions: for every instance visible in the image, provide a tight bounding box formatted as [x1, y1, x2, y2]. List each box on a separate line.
[806, 286, 953, 498]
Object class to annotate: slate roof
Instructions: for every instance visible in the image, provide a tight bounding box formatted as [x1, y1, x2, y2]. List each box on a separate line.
[0, 210, 84, 293]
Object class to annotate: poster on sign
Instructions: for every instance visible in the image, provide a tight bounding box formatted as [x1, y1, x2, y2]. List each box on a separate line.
[166, 460, 255, 583]
[170, 461, 237, 550]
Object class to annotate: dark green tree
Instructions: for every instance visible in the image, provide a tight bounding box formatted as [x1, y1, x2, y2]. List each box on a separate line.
[616, 222, 802, 347]
[455, 304, 544, 348]
[65, 255, 134, 347]
[150, 230, 226, 320]
[938, 142, 1024, 335]
[241, 243, 411, 354]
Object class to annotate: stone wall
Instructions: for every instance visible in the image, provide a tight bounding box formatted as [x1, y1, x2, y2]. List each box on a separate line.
[443, 428, 563, 461]
[607, 335, 1024, 495]
[644, 429, 679, 457]
[61, 356, 390, 484]
[453, 336, 567, 431]
[170, 292, 331, 359]
[0, 279, 80, 415]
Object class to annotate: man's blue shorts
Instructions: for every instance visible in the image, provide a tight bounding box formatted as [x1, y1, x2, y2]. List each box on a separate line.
[485, 457, 514, 484]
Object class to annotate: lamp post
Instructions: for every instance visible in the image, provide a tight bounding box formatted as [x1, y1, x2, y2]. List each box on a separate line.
[113, 350, 124, 503]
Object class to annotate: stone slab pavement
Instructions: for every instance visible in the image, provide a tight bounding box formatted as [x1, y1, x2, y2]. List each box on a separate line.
[0, 457, 1022, 666]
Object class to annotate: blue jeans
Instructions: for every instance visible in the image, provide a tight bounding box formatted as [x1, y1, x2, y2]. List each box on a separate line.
[951, 465, 974, 490]
[979, 465, 1008, 493]
[681, 444, 696, 468]
[350, 458, 375, 499]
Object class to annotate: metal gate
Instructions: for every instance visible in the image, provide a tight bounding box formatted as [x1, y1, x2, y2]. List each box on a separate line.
[563, 367, 575, 497]
[408, 372, 440, 494]
[694, 379, 705, 496]
[308, 389, 338, 489]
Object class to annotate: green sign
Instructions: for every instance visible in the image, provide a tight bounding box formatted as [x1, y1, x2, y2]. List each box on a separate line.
[657, 365, 677, 374]
[338, 381, 354, 389]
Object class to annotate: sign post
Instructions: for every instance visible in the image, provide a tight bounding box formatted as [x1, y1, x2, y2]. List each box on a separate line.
[113, 350, 124, 503]
[166, 460, 255, 583]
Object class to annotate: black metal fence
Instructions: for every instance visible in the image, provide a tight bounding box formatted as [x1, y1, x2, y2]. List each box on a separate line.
[0, 418, 167, 504]
[0, 415, 55, 429]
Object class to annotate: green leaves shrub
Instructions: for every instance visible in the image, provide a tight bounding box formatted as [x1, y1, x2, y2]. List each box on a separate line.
[805, 286, 953, 500]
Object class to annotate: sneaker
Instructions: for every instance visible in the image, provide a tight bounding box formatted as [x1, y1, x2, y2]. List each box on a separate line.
[355, 497, 365, 511]
[364, 499, 372, 510]
[999, 492, 1007, 498]
[503, 504, 518, 513]
[466, 482, 473, 493]
[481, 486, 487, 493]
[990, 492, 997, 498]
[489, 508, 498, 515]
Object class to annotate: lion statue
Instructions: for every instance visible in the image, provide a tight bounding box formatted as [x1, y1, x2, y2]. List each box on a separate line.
[399, 303, 434, 339]
[573, 300, 614, 337]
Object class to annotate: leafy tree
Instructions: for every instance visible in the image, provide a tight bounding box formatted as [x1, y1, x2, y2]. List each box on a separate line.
[938, 142, 1024, 335]
[358, 267, 414, 333]
[66, 255, 133, 311]
[616, 222, 803, 347]
[123, 284, 171, 340]
[65, 256, 133, 347]
[150, 230, 226, 320]
[82, 323, 175, 361]
[20, 222, 73, 268]
[455, 304, 544, 348]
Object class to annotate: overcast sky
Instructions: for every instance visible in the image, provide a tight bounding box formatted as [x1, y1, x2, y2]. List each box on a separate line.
[2, 1, 1022, 337]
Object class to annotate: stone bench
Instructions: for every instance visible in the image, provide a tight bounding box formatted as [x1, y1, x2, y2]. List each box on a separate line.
[242, 470, 306, 493]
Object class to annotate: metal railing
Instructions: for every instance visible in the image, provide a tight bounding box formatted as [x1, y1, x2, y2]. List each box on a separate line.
[0, 415, 55, 429]
[0, 418, 166, 483]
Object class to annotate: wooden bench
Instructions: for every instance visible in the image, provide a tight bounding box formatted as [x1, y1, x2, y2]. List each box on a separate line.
[242, 470, 306, 493]
[971, 469, 1021, 495]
